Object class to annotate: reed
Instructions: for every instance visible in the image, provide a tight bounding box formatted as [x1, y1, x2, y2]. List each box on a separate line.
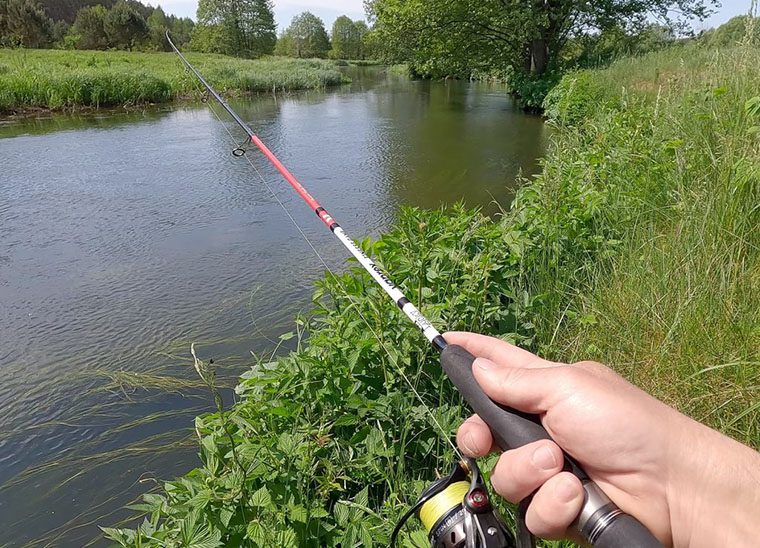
[0, 49, 347, 113]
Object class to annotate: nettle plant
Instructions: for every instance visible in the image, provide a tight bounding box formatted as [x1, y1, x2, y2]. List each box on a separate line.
[101, 204, 549, 547]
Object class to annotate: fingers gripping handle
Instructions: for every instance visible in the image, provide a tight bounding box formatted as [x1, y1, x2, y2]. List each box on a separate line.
[440, 344, 554, 451]
[440, 344, 663, 548]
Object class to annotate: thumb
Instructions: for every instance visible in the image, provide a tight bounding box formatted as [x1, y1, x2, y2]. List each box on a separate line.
[473, 357, 563, 415]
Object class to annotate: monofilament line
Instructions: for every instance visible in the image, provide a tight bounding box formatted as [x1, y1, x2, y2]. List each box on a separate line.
[170, 33, 462, 459]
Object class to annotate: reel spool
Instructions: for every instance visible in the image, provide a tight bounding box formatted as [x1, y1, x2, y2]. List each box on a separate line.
[391, 458, 520, 548]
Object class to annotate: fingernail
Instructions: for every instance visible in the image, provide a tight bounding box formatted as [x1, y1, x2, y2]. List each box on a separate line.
[531, 446, 558, 471]
[475, 358, 496, 371]
[557, 477, 578, 503]
[463, 430, 478, 455]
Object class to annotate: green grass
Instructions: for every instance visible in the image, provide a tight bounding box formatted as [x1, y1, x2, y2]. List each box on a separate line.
[101, 42, 758, 547]
[542, 45, 760, 445]
[0, 49, 347, 113]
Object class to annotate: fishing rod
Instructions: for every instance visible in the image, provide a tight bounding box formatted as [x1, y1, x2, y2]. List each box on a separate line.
[167, 32, 663, 548]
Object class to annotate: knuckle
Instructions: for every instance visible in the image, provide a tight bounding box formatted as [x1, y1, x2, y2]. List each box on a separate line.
[572, 360, 605, 375]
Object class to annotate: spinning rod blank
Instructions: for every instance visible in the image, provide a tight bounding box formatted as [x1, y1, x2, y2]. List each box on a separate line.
[166, 32, 447, 353]
[167, 32, 663, 548]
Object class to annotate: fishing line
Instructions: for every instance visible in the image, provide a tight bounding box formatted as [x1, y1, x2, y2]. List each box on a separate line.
[192, 70, 462, 460]
[169, 32, 664, 548]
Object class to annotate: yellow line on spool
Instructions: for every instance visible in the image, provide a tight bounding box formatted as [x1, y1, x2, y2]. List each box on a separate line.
[419, 481, 470, 532]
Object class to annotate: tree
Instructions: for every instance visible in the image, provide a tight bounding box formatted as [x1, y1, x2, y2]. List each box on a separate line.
[273, 29, 293, 56]
[51, 19, 69, 45]
[147, 5, 168, 50]
[0, 0, 54, 48]
[69, 4, 108, 49]
[360, 24, 383, 60]
[193, 0, 276, 57]
[35, 0, 118, 24]
[354, 20, 370, 58]
[330, 15, 361, 59]
[279, 11, 330, 58]
[703, 15, 760, 47]
[167, 13, 194, 48]
[104, 0, 147, 49]
[366, 0, 716, 78]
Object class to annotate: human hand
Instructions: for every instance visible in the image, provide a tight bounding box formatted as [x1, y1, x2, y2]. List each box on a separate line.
[447, 332, 760, 547]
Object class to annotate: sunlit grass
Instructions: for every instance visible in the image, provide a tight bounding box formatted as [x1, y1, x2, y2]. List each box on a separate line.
[543, 44, 760, 446]
[0, 49, 348, 113]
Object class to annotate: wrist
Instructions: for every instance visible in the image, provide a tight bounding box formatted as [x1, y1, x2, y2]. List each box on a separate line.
[668, 415, 760, 547]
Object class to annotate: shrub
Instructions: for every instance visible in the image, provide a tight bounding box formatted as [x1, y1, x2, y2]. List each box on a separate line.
[543, 70, 611, 125]
[508, 70, 561, 112]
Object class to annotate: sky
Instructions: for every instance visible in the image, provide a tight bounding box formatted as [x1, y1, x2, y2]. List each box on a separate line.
[156, 0, 753, 32]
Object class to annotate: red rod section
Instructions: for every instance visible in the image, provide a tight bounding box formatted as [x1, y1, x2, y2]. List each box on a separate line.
[249, 136, 335, 228]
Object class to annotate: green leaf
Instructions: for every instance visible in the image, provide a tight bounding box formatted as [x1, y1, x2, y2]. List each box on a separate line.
[359, 523, 374, 548]
[250, 486, 272, 508]
[100, 527, 132, 547]
[188, 528, 222, 548]
[334, 414, 359, 427]
[310, 506, 330, 519]
[745, 96, 760, 118]
[354, 486, 369, 508]
[246, 521, 267, 544]
[288, 503, 308, 523]
[334, 501, 349, 526]
[219, 508, 234, 528]
[275, 527, 298, 547]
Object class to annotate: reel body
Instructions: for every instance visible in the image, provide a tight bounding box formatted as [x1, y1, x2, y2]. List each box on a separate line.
[391, 458, 520, 548]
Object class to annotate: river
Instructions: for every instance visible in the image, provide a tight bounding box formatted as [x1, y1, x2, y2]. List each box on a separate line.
[0, 66, 547, 546]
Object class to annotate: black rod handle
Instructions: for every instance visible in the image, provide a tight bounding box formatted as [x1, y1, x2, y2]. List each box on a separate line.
[440, 344, 663, 548]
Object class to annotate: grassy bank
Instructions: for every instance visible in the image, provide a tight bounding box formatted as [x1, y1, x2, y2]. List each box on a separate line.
[102, 42, 758, 547]
[0, 49, 346, 114]
[543, 45, 760, 444]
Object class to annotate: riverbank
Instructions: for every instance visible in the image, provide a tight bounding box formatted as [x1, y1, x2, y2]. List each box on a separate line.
[103, 42, 758, 547]
[0, 49, 347, 115]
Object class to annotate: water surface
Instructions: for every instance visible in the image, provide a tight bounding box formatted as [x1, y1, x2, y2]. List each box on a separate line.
[0, 67, 547, 546]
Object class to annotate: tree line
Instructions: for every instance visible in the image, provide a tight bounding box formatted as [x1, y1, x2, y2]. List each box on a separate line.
[365, 0, 717, 78]
[363, 0, 722, 108]
[0, 0, 193, 50]
[187, 0, 376, 60]
[0, 0, 376, 60]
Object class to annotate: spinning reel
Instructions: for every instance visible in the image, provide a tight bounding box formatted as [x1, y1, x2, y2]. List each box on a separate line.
[391, 457, 534, 548]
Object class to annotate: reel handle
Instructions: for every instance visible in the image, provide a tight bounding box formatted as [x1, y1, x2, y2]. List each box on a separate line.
[440, 344, 663, 548]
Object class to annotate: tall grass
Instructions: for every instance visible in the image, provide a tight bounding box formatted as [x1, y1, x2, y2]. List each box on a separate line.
[102, 42, 758, 547]
[0, 49, 347, 113]
[542, 45, 760, 445]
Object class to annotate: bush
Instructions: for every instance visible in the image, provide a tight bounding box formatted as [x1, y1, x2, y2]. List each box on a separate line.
[508, 70, 561, 112]
[543, 70, 611, 125]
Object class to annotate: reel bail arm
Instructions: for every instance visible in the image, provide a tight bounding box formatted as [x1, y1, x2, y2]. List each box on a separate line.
[391, 458, 520, 548]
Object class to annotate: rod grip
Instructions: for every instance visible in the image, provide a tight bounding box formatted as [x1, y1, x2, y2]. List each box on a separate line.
[440, 344, 555, 450]
[440, 344, 663, 548]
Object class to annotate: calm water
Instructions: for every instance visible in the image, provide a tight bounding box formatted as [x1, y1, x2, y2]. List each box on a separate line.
[0, 67, 547, 546]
